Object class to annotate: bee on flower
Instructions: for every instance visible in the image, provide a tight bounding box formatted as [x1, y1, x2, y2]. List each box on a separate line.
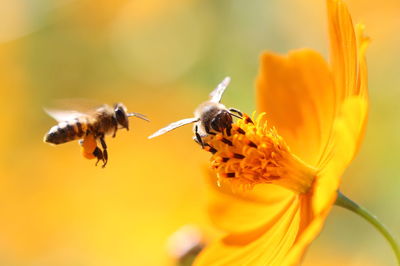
[147, 0, 380, 264]
[148, 77, 243, 147]
[192, 0, 371, 265]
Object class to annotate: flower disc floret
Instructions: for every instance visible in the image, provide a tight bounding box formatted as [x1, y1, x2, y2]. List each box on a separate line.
[203, 113, 317, 194]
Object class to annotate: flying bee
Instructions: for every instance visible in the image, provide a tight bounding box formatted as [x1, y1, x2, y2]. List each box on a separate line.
[44, 102, 149, 167]
[148, 77, 242, 147]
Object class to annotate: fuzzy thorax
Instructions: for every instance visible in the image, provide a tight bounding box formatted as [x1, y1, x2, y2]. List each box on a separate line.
[202, 113, 317, 194]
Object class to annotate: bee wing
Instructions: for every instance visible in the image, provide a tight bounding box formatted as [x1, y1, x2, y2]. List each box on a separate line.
[209, 76, 231, 103]
[50, 98, 104, 113]
[148, 118, 199, 139]
[44, 98, 108, 122]
[44, 108, 87, 122]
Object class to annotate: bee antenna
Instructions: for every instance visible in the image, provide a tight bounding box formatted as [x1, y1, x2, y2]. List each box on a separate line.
[128, 112, 150, 122]
[229, 112, 242, 119]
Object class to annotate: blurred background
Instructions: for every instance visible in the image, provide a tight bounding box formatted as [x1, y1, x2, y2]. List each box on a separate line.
[0, 0, 399, 265]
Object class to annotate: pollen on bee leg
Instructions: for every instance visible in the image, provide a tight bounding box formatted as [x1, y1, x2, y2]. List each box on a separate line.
[203, 113, 317, 194]
[82, 150, 96, 159]
[80, 134, 98, 160]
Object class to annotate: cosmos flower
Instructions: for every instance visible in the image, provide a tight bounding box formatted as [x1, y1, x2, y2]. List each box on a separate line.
[194, 0, 369, 265]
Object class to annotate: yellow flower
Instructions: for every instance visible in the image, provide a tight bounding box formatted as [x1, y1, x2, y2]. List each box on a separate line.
[194, 0, 369, 265]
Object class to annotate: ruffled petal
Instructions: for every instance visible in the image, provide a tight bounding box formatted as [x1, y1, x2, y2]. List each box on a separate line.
[197, 191, 334, 266]
[287, 30, 369, 262]
[281, 195, 334, 265]
[205, 171, 294, 234]
[195, 197, 301, 266]
[271, 1, 370, 264]
[208, 185, 295, 234]
[324, 1, 369, 179]
[281, 155, 349, 265]
[256, 49, 335, 167]
[328, 0, 357, 101]
[355, 23, 370, 98]
[316, 97, 368, 214]
[284, 92, 368, 265]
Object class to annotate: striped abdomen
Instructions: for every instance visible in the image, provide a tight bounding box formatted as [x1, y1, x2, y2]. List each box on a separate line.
[44, 118, 88, 145]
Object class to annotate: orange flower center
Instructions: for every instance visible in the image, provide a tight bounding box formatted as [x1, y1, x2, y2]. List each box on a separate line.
[202, 113, 317, 194]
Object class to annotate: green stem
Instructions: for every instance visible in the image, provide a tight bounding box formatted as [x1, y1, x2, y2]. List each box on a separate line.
[335, 191, 400, 265]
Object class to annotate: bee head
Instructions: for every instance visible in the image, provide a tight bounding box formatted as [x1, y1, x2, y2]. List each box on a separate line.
[114, 103, 130, 130]
[210, 110, 233, 133]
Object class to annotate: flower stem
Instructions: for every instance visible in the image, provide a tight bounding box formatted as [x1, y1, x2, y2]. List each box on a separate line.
[335, 191, 400, 264]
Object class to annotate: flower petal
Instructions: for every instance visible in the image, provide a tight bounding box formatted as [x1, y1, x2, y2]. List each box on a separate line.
[208, 185, 295, 234]
[195, 197, 301, 266]
[282, 199, 333, 265]
[197, 192, 332, 266]
[253, 1, 369, 264]
[205, 170, 294, 234]
[285, 99, 368, 264]
[328, 0, 357, 101]
[256, 49, 335, 167]
[323, 2, 369, 185]
[317, 97, 368, 212]
[355, 23, 369, 98]
[285, 96, 368, 265]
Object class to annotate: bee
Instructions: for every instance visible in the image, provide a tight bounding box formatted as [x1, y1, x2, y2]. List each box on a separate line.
[148, 77, 242, 146]
[44, 102, 149, 167]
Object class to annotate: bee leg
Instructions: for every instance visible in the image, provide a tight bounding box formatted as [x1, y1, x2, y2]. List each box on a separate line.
[93, 146, 104, 166]
[228, 108, 243, 118]
[204, 123, 216, 136]
[112, 125, 118, 138]
[99, 135, 108, 168]
[226, 123, 232, 136]
[194, 125, 204, 148]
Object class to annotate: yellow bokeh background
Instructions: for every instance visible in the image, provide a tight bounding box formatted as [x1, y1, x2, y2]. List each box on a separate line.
[0, 0, 399, 265]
